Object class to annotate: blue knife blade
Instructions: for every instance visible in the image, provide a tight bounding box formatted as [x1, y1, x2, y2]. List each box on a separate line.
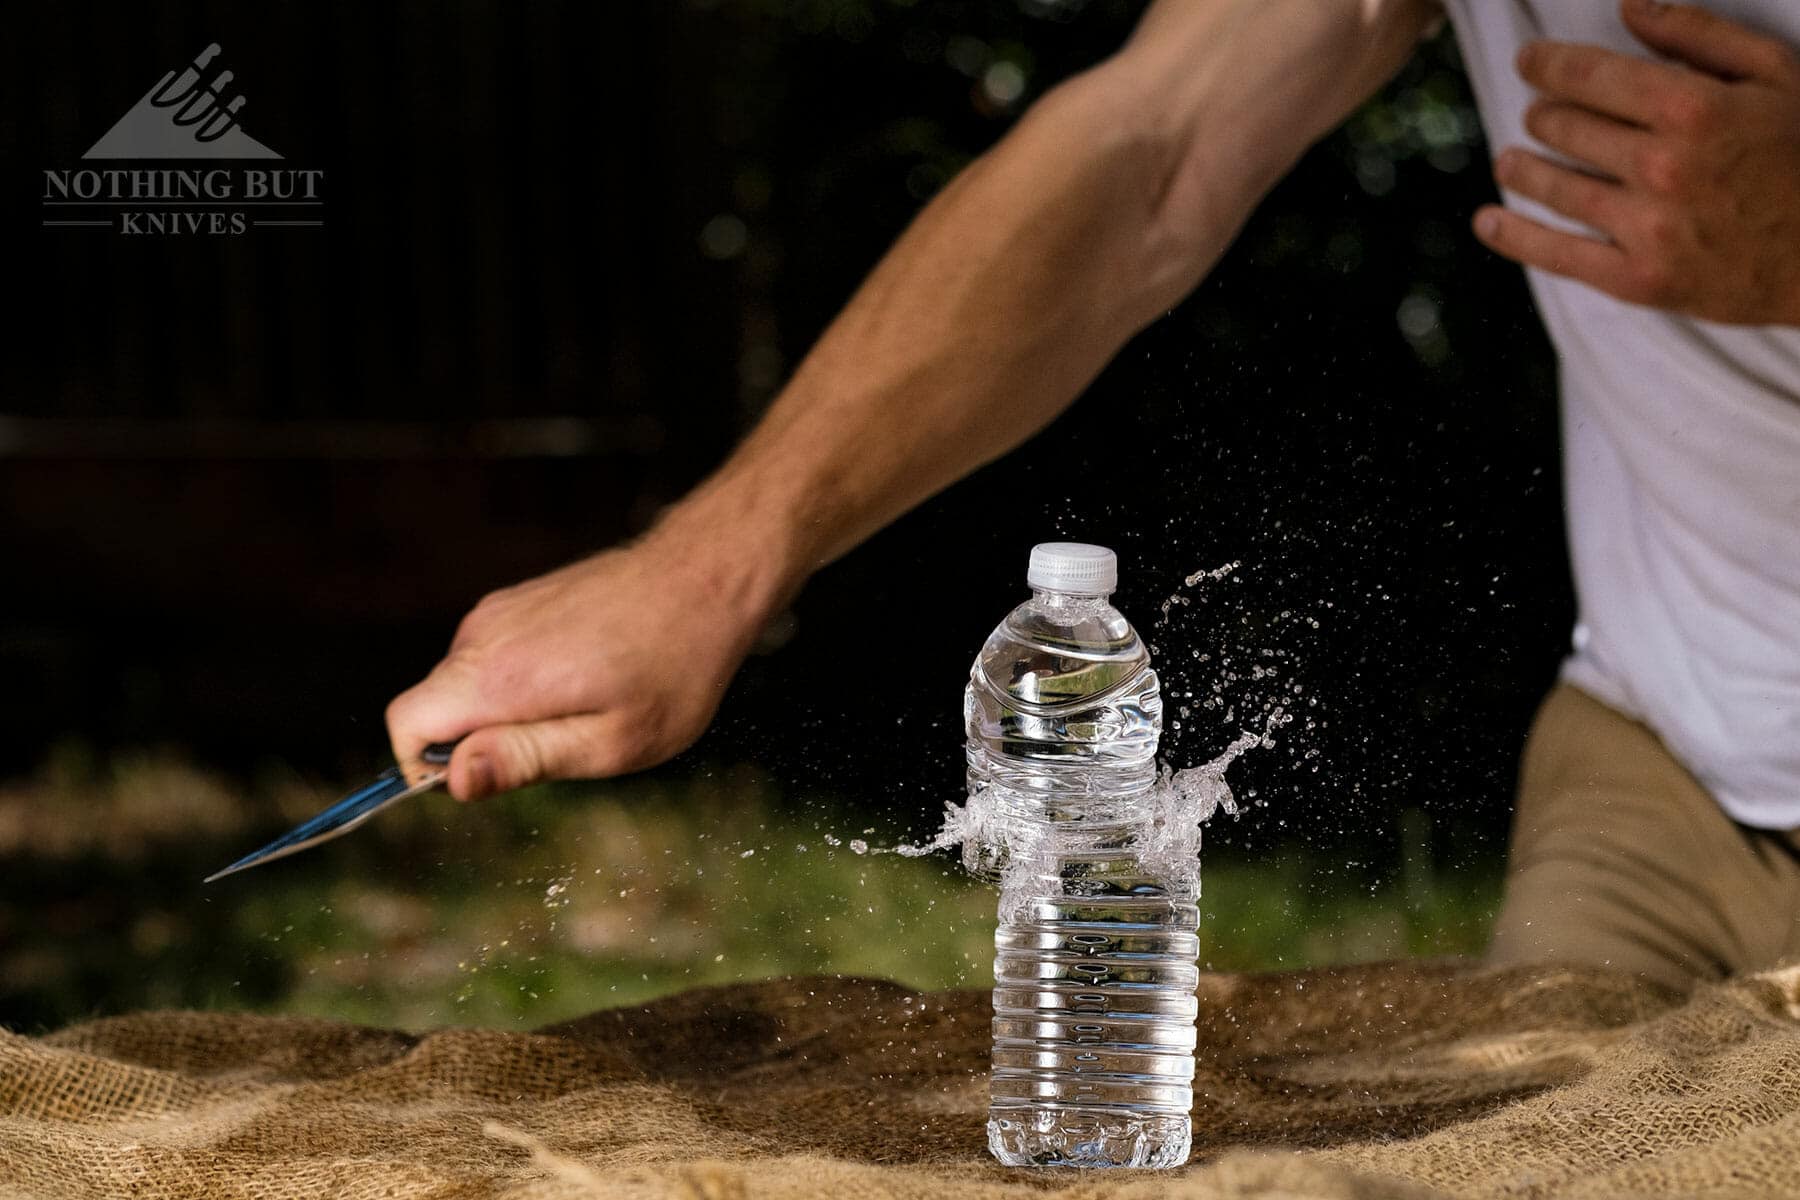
[204, 741, 460, 883]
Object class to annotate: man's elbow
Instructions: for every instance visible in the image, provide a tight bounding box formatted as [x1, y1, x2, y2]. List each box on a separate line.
[1003, 63, 1230, 321]
[1089, 0, 1442, 313]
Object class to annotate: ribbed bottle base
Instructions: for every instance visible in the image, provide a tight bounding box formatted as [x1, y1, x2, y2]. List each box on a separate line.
[987, 1106, 1191, 1169]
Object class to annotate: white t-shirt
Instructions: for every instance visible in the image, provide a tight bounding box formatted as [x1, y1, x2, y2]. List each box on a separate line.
[1442, 1, 1800, 827]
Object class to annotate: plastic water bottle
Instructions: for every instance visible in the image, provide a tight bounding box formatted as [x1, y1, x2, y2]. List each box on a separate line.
[964, 543, 1196, 1169]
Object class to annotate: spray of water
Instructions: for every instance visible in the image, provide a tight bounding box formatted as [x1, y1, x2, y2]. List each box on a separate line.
[1158, 560, 1241, 624]
[854, 560, 1296, 919]
[856, 708, 1285, 930]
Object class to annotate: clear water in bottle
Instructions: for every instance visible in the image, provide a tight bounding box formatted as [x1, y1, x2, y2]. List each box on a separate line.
[964, 543, 1197, 1169]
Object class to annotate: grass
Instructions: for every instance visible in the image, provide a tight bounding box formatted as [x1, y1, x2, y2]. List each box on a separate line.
[0, 748, 1501, 1033]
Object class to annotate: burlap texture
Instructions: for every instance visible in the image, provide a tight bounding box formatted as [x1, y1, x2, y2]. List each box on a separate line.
[3, 959, 1798, 1198]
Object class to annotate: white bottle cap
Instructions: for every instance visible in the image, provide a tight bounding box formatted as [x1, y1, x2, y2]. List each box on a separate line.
[1027, 542, 1117, 595]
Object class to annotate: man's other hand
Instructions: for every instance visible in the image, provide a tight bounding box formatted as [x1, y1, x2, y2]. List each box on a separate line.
[384, 525, 776, 802]
[1473, 0, 1800, 326]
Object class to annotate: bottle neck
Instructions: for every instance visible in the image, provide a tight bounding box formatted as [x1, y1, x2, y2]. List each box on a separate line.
[1030, 588, 1113, 612]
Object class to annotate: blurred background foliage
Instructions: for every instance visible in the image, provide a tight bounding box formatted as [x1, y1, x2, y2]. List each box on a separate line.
[0, 752, 1498, 1033]
[4, 0, 1555, 1031]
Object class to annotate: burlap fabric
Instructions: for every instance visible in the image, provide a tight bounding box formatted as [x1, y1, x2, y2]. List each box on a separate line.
[3, 960, 1799, 1198]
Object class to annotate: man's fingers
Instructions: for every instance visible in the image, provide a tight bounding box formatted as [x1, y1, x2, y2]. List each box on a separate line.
[448, 710, 652, 801]
[1523, 100, 1650, 184]
[1473, 203, 1636, 297]
[1494, 148, 1625, 231]
[1621, 0, 1800, 85]
[1517, 39, 1697, 128]
[385, 658, 488, 783]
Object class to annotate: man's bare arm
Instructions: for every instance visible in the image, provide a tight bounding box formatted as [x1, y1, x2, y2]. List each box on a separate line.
[387, 0, 1440, 799]
[699, 0, 1440, 572]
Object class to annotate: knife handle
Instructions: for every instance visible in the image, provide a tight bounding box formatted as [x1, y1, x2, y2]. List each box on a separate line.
[421, 740, 461, 767]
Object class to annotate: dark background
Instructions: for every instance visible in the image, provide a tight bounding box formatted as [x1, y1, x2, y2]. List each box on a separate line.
[4, 0, 1568, 872]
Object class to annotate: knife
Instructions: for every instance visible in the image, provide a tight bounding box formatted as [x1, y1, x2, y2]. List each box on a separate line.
[204, 740, 461, 883]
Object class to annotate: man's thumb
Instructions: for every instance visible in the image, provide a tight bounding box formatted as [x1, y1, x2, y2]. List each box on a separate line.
[1622, 0, 1797, 84]
[449, 711, 642, 800]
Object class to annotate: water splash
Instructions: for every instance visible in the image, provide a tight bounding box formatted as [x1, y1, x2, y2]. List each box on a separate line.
[862, 705, 1287, 922]
[1157, 560, 1241, 625]
[857, 558, 1291, 888]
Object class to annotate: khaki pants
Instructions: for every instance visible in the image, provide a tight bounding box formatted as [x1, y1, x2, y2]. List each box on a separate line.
[1485, 684, 1800, 995]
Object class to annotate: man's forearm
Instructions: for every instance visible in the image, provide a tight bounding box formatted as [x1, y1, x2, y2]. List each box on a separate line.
[661, 0, 1438, 623]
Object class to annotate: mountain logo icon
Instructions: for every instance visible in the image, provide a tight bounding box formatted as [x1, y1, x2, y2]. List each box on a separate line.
[83, 43, 281, 159]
